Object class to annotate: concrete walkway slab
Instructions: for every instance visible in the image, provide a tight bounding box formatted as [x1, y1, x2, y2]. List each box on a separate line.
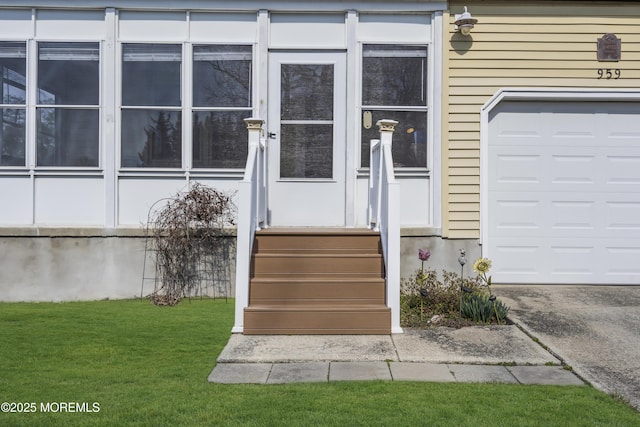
[507, 365, 586, 386]
[217, 334, 397, 363]
[449, 364, 518, 383]
[389, 362, 455, 382]
[267, 362, 329, 384]
[393, 325, 556, 365]
[208, 363, 272, 384]
[329, 362, 392, 381]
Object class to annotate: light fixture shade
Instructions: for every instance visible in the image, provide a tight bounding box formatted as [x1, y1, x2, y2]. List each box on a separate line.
[454, 6, 478, 35]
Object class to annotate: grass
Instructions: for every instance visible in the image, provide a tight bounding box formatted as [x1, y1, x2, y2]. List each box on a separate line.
[1, 299, 639, 426]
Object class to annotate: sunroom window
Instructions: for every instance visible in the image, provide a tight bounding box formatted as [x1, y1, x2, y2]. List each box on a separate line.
[192, 45, 252, 169]
[37, 42, 100, 167]
[361, 44, 428, 168]
[121, 43, 182, 168]
[0, 42, 26, 167]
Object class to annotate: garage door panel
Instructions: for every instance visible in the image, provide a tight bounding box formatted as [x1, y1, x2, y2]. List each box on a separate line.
[487, 100, 640, 285]
[601, 243, 640, 282]
[550, 199, 597, 237]
[489, 238, 545, 281]
[550, 150, 597, 188]
[491, 148, 541, 189]
[490, 193, 542, 237]
[549, 242, 598, 279]
[606, 200, 640, 233]
[605, 149, 640, 190]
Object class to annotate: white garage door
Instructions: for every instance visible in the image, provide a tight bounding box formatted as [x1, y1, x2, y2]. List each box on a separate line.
[486, 100, 640, 284]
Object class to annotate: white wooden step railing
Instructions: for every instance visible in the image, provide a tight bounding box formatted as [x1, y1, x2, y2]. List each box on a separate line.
[369, 119, 402, 334]
[233, 117, 401, 334]
[233, 118, 267, 333]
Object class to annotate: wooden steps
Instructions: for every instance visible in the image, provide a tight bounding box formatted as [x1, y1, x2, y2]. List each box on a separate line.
[243, 228, 391, 334]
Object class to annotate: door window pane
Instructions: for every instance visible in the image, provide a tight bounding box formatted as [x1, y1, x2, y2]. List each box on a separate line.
[192, 110, 252, 168]
[281, 64, 333, 121]
[280, 124, 332, 179]
[193, 45, 251, 108]
[38, 42, 99, 105]
[121, 109, 182, 168]
[122, 44, 181, 107]
[36, 108, 99, 167]
[360, 110, 426, 168]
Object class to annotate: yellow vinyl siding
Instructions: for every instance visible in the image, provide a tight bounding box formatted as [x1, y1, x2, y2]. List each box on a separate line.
[443, 0, 640, 238]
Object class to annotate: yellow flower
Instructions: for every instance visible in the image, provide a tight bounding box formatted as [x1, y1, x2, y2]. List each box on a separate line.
[473, 258, 492, 274]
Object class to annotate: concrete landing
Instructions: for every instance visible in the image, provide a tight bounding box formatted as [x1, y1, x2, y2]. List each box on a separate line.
[209, 325, 585, 385]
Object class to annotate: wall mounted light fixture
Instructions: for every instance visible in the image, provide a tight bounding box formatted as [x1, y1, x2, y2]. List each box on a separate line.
[454, 6, 478, 36]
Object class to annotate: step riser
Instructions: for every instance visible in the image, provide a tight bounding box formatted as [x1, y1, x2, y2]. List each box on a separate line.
[252, 256, 384, 277]
[254, 235, 381, 253]
[249, 281, 385, 305]
[244, 309, 391, 335]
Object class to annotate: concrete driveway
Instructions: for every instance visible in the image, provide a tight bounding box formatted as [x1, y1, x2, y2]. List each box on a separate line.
[495, 285, 640, 411]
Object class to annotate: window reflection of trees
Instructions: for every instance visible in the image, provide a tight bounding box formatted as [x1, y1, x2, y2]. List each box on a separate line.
[281, 64, 333, 120]
[192, 111, 249, 169]
[0, 44, 27, 166]
[136, 111, 182, 168]
[361, 45, 428, 168]
[195, 60, 251, 108]
[192, 45, 252, 169]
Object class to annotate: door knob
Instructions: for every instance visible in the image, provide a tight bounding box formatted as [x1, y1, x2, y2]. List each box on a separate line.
[268, 132, 277, 139]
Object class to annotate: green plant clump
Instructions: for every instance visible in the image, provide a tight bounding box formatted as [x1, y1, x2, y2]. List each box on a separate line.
[461, 292, 509, 324]
[400, 267, 484, 328]
[401, 250, 511, 328]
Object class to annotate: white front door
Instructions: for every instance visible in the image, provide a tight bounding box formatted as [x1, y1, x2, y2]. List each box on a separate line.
[267, 51, 346, 226]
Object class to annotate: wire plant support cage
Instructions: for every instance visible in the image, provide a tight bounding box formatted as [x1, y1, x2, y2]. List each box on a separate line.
[140, 183, 237, 306]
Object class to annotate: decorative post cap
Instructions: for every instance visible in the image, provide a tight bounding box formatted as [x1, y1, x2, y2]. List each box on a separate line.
[244, 118, 264, 130]
[376, 119, 399, 132]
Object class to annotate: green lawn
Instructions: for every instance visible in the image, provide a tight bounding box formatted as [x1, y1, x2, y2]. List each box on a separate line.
[0, 299, 638, 426]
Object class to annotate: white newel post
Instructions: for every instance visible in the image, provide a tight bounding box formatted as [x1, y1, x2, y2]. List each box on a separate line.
[377, 119, 402, 334]
[233, 118, 264, 334]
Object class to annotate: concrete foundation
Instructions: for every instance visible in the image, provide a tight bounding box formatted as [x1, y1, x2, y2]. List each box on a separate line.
[0, 228, 236, 302]
[0, 227, 478, 302]
[400, 229, 481, 282]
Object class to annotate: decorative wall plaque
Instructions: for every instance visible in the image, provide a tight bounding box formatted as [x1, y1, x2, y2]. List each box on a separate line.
[597, 33, 621, 62]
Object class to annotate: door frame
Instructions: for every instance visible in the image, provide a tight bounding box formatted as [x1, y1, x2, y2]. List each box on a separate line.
[266, 50, 348, 227]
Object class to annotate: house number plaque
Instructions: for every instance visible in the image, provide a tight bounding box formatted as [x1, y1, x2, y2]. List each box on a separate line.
[597, 33, 621, 62]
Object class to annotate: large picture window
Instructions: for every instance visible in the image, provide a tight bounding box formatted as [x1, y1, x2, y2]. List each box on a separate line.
[0, 42, 26, 167]
[121, 44, 253, 169]
[192, 45, 252, 169]
[121, 43, 182, 168]
[37, 42, 100, 167]
[361, 44, 428, 168]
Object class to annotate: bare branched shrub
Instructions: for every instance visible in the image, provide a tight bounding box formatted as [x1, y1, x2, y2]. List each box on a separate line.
[149, 183, 237, 306]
